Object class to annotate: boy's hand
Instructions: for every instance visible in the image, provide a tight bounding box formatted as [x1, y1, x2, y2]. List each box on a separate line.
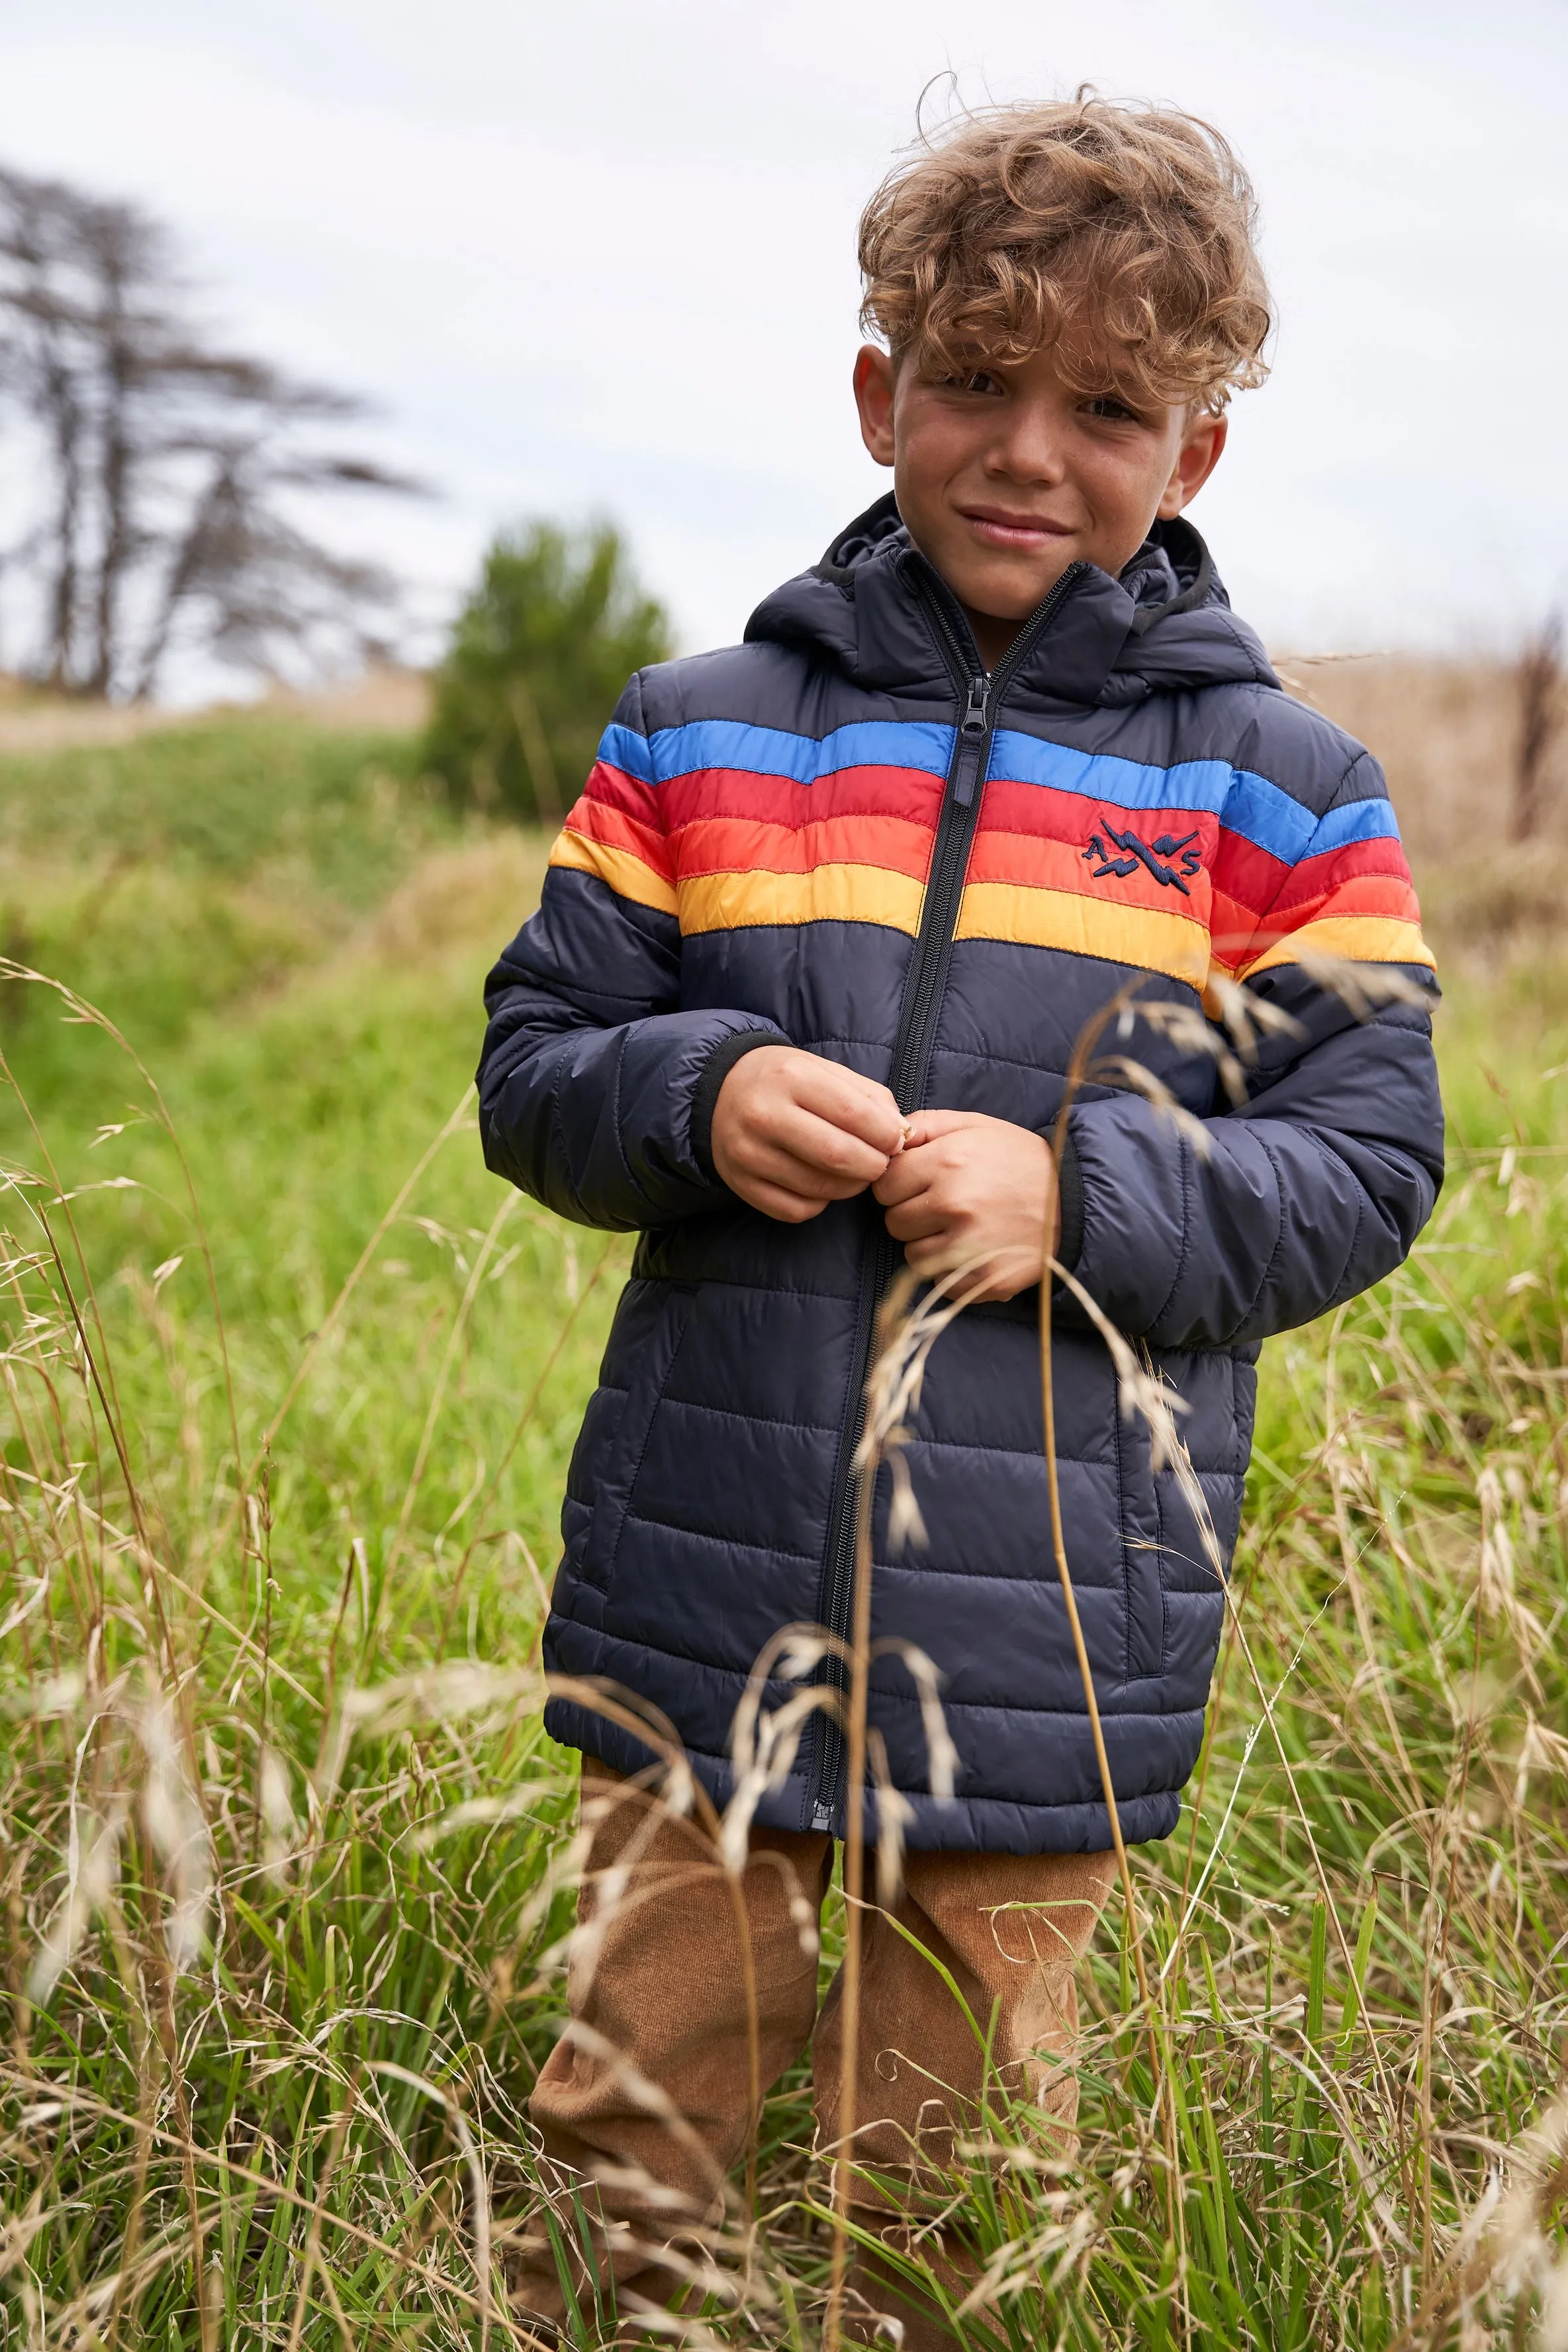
[711, 1047, 907, 1223]
[873, 1109, 1060, 1302]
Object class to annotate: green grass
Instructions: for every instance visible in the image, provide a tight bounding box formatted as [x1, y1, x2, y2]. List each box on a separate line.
[2, 717, 1567, 2346]
[0, 718, 441, 1097]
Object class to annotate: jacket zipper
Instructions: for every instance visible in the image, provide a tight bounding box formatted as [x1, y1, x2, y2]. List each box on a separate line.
[804, 557, 1087, 1832]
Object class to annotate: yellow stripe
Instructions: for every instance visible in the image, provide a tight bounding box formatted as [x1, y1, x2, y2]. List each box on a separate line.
[1240, 914, 1435, 978]
[955, 882, 1210, 988]
[678, 862, 926, 937]
[550, 829, 677, 917]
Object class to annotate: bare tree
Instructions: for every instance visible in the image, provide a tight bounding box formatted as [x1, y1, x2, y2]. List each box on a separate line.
[0, 167, 92, 686]
[0, 161, 426, 700]
[1512, 610, 1564, 844]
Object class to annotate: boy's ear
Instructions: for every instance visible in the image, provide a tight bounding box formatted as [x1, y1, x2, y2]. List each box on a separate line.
[1157, 409, 1228, 518]
[854, 345, 898, 468]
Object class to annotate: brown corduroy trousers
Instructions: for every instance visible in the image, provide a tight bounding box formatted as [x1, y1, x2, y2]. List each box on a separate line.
[510, 1764, 1115, 2335]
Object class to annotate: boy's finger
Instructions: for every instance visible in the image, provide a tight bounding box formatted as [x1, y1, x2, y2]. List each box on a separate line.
[768, 1105, 892, 1184]
[899, 1106, 983, 1150]
[788, 1060, 905, 1153]
[882, 1199, 953, 1244]
[743, 1136, 879, 1200]
[871, 1152, 930, 1205]
[745, 1180, 829, 1223]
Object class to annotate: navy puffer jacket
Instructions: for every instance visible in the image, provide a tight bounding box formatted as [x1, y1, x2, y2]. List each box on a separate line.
[478, 497, 1443, 1855]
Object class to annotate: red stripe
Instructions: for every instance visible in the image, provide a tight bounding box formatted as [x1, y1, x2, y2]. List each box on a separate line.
[1209, 832, 1290, 926]
[1271, 836, 1417, 919]
[659, 763, 945, 832]
[979, 777, 1220, 851]
[1209, 831, 1420, 936]
[580, 757, 663, 829]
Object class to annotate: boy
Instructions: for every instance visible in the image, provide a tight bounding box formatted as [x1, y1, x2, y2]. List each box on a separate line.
[479, 97, 1443, 2344]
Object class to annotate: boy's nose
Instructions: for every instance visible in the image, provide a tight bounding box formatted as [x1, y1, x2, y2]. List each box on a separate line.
[986, 400, 1069, 485]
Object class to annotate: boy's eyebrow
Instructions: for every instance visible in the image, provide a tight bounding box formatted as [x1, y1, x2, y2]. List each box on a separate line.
[915, 334, 1174, 415]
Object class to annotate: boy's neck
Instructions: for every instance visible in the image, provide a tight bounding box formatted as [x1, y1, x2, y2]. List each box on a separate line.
[960, 604, 1026, 672]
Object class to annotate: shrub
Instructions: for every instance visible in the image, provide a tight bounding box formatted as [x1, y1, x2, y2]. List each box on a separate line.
[424, 520, 672, 824]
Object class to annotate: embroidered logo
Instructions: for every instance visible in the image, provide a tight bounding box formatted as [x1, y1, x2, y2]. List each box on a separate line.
[1083, 820, 1203, 897]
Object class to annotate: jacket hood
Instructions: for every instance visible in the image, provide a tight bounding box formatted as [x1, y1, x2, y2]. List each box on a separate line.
[745, 491, 1277, 708]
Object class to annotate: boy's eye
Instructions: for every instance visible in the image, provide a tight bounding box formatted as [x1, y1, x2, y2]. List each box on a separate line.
[1084, 393, 1141, 422]
[952, 369, 1004, 396]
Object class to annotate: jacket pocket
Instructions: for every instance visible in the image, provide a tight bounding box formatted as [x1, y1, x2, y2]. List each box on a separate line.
[579, 1281, 698, 1597]
[1109, 1343, 1178, 1683]
[1115, 1406, 1166, 1683]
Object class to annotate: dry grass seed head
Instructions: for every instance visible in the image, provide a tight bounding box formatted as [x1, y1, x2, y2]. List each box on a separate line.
[139, 1689, 214, 1971]
[1291, 946, 1432, 1021]
[1203, 970, 1307, 1062]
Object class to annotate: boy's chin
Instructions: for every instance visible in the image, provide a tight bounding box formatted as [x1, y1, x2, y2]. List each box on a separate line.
[946, 553, 1078, 622]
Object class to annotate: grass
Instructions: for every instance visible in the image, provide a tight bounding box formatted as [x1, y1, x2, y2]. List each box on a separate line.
[1, 714, 1567, 2346]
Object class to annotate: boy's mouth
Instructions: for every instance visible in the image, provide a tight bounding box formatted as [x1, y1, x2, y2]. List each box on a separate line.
[956, 505, 1076, 551]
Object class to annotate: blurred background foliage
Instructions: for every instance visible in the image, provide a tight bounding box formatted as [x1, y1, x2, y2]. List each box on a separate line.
[422, 520, 671, 823]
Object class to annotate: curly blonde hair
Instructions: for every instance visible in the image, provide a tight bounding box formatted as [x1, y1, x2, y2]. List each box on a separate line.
[858, 95, 1271, 414]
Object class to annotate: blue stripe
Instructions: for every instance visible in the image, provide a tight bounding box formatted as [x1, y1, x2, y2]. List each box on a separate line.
[1307, 797, 1402, 855]
[641, 718, 955, 786]
[988, 730, 1401, 864]
[598, 722, 654, 783]
[1221, 768, 1317, 863]
[990, 731, 1232, 820]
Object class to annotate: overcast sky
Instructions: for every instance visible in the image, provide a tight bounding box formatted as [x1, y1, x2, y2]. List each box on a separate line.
[2, 0, 1565, 678]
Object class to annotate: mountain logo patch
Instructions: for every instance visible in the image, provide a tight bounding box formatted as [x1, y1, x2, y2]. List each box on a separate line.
[1084, 820, 1203, 896]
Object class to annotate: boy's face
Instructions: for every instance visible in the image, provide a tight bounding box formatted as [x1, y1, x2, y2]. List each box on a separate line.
[853, 340, 1227, 666]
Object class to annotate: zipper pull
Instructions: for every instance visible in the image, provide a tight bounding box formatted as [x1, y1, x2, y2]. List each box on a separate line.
[953, 675, 990, 808]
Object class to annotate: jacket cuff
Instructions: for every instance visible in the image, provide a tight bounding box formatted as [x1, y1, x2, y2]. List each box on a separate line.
[690, 1031, 780, 1182]
[1052, 1125, 1085, 1275]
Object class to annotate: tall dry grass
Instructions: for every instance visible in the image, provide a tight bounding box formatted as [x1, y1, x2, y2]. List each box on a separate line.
[4, 960, 1566, 2347]
[1, 692, 1566, 2345]
[1287, 655, 1568, 966]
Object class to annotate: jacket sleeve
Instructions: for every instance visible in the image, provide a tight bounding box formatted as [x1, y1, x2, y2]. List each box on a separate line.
[1059, 747, 1444, 1348]
[476, 674, 787, 1229]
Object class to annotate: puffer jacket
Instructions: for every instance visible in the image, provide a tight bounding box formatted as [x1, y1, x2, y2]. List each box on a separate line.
[477, 495, 1444, 1855]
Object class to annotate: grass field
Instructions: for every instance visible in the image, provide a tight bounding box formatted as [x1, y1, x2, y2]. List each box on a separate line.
[2, 707, 1567, 2347]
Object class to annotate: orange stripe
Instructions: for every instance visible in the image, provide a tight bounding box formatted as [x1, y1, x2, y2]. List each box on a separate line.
[565, 793, 672, 878]
[669, 812, 934, 883]
[969, 826, 1214, 921]
[1269, 871, 1422, 927]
